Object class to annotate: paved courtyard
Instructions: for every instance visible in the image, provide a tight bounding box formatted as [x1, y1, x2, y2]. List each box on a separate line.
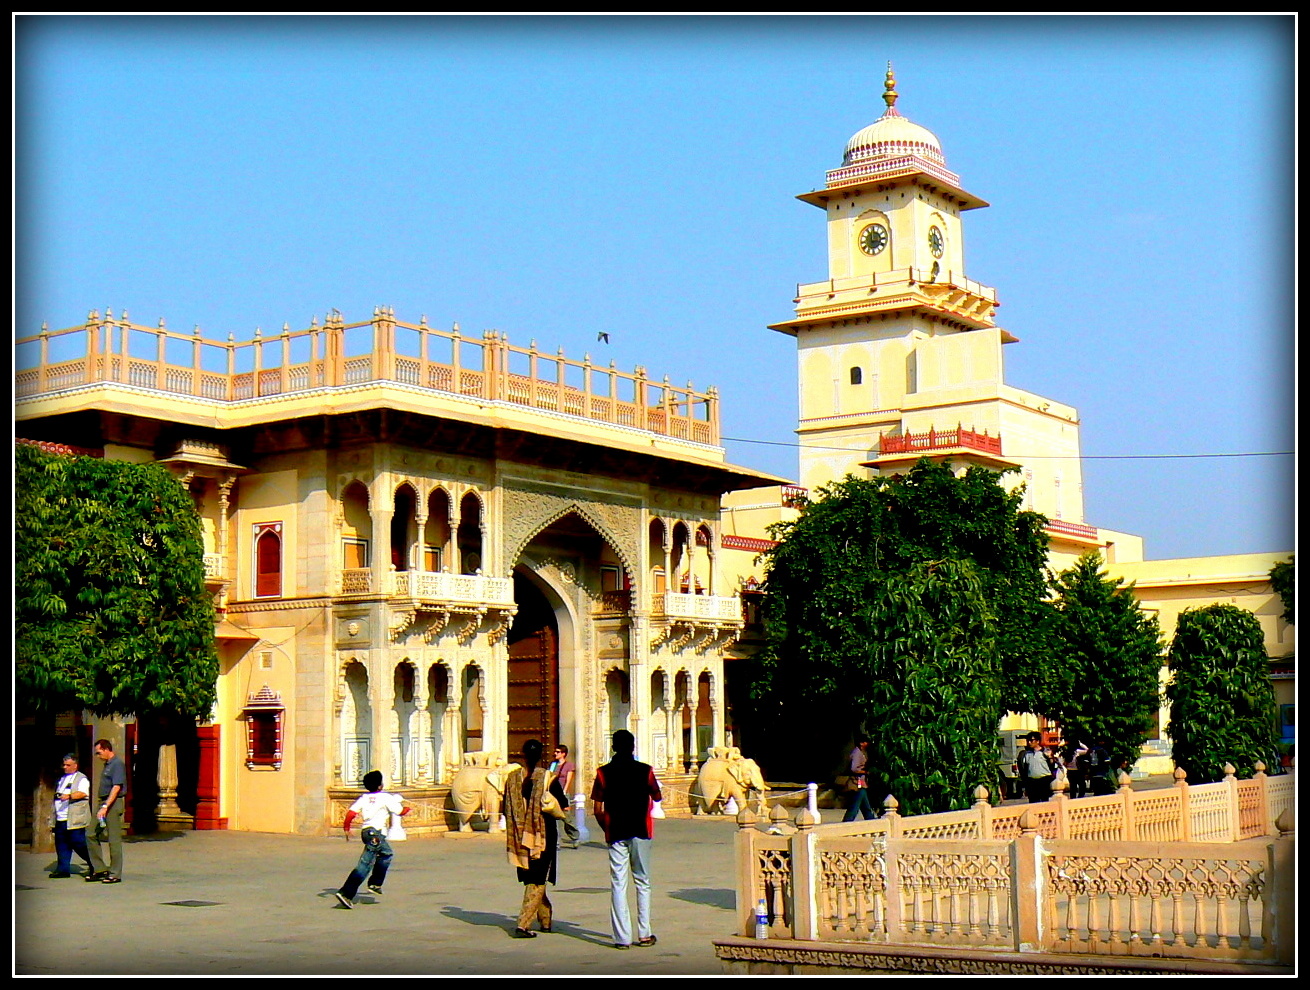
[15, 777, 1180, 976]
[16, 813, 753, 976]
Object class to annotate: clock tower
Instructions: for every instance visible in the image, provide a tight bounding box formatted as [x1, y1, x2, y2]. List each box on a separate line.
[772, 65, 1088, 532]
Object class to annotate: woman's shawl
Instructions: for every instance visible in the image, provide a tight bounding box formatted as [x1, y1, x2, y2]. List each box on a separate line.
[504, 765, 548, 870]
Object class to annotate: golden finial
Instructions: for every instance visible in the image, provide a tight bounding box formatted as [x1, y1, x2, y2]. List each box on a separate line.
[882, 61, 899, 113]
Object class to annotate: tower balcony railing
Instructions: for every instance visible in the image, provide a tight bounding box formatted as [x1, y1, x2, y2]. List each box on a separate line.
[796, 268, 997, 306]
[879, 426, 1002, 457]
[663, 591, 744, 624]
[202, 553, 225, 581]
[1044, 518, 1099, 540]
[15, 309, 720, 447]
[388, 570, 514, 607]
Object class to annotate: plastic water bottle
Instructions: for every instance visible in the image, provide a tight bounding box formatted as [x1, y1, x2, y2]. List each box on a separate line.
[755, 898, 769, 939]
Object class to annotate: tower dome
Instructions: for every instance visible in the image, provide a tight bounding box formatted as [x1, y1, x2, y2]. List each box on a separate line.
[842, 64, 947, 169]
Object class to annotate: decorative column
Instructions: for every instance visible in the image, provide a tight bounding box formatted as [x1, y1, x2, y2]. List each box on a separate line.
[371, 497, 394, 595]
[155, 741, 194, 831]
[414, 672, 432, 785]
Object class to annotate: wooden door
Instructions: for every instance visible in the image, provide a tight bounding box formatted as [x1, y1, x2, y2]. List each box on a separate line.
[506, 627, 558, 762]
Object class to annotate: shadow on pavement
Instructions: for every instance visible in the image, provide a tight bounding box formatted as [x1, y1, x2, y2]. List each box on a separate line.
[441, 906, 612, 945]
[669, 887, 735, 910]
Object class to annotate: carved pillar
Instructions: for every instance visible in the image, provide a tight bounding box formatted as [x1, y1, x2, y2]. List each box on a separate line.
[662, 527, 673, 597]
[414, 671, 432, 785]
[448, 497, 462, 574]
[414, 506, 428, 577]
[368, 654, 387, 785]
[371, 503, 394, 594]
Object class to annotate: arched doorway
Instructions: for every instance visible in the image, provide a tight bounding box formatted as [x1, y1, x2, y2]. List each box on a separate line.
[506, 571, 560, 761]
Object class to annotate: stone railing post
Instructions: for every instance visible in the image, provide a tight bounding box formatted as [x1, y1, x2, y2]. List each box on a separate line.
[1270, 808, 1294, 966]
[1223, 763, 1240, 842]
[1050, 775, 1070, 838]
[792, 806, 821, 940]
[1011, 809, 1046, 953]
[1252, 761, 1273, 836]
[735, 807, 760, 937]
[973, 784, 993, 840]
[1118, 772, 1137, 839]
[882, 794, 902, 838]
[1174, 767, 1192, 842]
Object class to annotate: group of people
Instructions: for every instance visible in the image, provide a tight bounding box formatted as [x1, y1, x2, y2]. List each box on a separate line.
[332, 730, 663, 951]
[838, 730, 1131, 815]
[1018, 732, 1121, 802]
[49, 739, 126, 884]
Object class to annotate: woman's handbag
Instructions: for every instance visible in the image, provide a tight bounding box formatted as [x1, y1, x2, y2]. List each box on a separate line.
[540, 789, 568, 820]
[540, 772, 568, 820]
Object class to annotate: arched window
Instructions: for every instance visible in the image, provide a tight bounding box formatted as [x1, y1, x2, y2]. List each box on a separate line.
[850, 366, 863, 385]
[254, 523, 282, 598]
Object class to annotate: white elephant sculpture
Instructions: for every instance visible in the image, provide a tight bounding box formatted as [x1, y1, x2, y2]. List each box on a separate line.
[448, 751, 516, 832]
[692, 747, 769, 815]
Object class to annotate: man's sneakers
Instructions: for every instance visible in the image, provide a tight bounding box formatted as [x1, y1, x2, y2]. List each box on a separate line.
[367, 884, 384, 896]
[334, 891, 353, 909]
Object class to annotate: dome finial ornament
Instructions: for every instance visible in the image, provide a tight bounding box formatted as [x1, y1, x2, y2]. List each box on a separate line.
[882, 61, 899, 114]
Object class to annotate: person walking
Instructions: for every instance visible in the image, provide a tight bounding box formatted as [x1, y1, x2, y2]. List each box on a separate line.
[842, 735, 877, 822]
[1018, 732, 1056, 803]
[504, 739, 568, 938]
[550, 744, 580, 849]
[591, 729, 662, 950]
[51, 754, 94, 878]
[1062, 738, 1090, 799]
[1087, 740, 1115, 796]
[333, 770, 409, 909]
[87, 739, 127, 883]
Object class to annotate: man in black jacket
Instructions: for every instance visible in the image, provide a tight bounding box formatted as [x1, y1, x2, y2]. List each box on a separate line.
[591, 730, 662, 950]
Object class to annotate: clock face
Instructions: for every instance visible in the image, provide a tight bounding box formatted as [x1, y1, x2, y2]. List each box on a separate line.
[928, 226, 945, 258]
[859, 223, 889, 256]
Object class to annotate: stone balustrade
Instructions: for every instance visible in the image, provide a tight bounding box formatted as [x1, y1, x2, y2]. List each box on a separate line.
[663, 591, 743, 624]
[729, 765, 1295, 970]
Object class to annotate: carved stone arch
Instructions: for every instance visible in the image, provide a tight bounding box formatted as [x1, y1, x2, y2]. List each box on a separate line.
[507, 498, 639, 588]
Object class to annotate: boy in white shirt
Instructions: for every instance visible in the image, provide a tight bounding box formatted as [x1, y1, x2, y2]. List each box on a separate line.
[334, 770, 409, 909]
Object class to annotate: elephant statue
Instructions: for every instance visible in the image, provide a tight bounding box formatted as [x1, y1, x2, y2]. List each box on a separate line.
[691, 747, 769, 815]
[448, 751, 516, 832]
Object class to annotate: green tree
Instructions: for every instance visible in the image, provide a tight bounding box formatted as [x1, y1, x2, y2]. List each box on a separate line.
[1269, 556, 1293, 625]
[1166, 604, 1281, 783]
[1046, 553, 1162, 764]
[16, 443, 219, 720]
[755, 460, 1053, 810]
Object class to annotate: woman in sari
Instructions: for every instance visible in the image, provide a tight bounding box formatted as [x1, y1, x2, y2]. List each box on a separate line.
[504, 738, 568, 938]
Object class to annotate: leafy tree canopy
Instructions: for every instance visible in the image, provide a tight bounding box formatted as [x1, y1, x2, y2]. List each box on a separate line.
[16, 443, 219, 720]
[1166, 604, 1281, 783]
[754, 461, 1053, 810]
[1269, 556, 1293, 625]
[1045, 553, 1162, 765]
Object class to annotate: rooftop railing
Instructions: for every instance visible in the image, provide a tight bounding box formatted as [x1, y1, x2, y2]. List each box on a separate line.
[15, 308, 720, 447]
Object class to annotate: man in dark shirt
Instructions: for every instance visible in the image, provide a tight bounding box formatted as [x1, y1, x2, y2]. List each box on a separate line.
[591, 729, 662, 950]
[88, 739, 127, 883]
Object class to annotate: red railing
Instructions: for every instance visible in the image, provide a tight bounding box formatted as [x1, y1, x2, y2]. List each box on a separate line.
[879, 427, 1001, 456]
[1044, 518, 1099, 539]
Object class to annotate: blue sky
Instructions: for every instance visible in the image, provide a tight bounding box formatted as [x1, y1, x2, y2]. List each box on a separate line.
[15, 15, 1294, 561]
